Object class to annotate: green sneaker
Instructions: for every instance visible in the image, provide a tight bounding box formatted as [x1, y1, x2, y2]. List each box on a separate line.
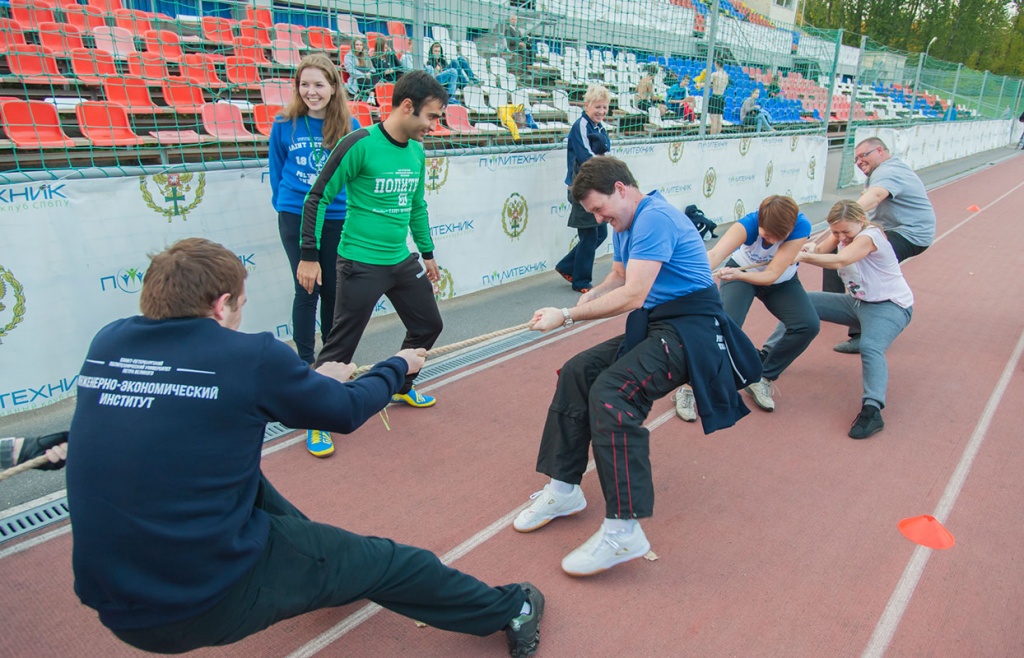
[506, 582, 544, 657]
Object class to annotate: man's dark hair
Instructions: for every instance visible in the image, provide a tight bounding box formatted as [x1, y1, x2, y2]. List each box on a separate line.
[392, 70, 449, 114]
[140, 238, 247, 320]
[570, 156, 638, 203]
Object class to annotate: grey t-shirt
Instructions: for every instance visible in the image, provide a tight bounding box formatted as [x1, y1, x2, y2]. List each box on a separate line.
[867, 157, 936, 247]
[740, 97, 757, 120]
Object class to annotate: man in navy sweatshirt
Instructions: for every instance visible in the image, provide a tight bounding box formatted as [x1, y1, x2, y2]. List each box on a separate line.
[66, 238, 544, 658]
[514, 157, 761, 577]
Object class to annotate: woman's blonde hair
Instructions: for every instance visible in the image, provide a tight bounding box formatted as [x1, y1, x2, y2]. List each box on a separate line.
[826, 199, 868, 226]
[583, 84, 611, 106]
[281, 54, 354, 150]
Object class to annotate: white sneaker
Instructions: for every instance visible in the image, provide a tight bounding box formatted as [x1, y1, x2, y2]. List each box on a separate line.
[673, 387, 696, 422]
[513, 484, 587, 533]
[561, 524, 651, 576]
[744, 377, 775, 411]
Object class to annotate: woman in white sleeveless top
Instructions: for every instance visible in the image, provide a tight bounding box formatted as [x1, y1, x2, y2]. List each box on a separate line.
[795, 199, 914, 439]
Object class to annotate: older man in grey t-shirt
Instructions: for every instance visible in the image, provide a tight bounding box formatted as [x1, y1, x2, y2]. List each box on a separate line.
[826, 137, 935, 353]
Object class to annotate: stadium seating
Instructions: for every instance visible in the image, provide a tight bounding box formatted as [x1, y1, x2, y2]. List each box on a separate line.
[247, 6, 272, 28]
[260, 79, 293, 106]
[5, 44, 71, 85]
[181, 53, 228, 89]
[239, 20, 273, 48]
[349, 101, 375, 127]
[144, 30, 185, 63]
[163, 77, 207, 113]
[64, 6, 107, 33]
[0, 18, 29, 55]
[234, 36, 271, 65]
[1, 99, 76, 148]
[103, 76, 164, 114]
[76, 101, 150, 146]
[70, 48, 118, 86]
[127, 52, 169, 83]
[38, 22, 86, 59]
[202, 17, 237, 47]
[306, 27, 337, 51]
[93, 26, 138, 59]
[201, 103, 258, 140]
[10, 0, 57, 31]
[113, 9, 154, 34]
[252, 103, 282, 137]
[225, 56, 263, 88]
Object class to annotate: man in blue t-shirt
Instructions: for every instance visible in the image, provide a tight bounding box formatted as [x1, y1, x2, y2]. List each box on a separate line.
[513, 156, 761, 578]
[66, 238, 545, 658]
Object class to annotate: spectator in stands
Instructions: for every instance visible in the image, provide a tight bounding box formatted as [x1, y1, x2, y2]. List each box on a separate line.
[635, 64, 667, 116]
[556, 84, 612, 294]
[794, 200, 914, 439]
[672, 196, 818, 421]
[501, 12, 533, 74]
[426, 42, 478, 101]
[665, 73, 696, 121]
[0, 433, 67, 470]
[269, 54, 361, 458]
[515, 156, 761, 576]
[372, 36, 405, 83]
[344, 37, 376, 100]
[708, 60, 728, 135]
[66, 238, 545, 658]
[766, 73, 781, 98]
[824, 137, 934, 354]
[301, 71, 449, 409]
[740, 89, 774, 133]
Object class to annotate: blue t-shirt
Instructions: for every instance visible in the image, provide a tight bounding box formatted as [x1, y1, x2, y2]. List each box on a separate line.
[613, 191, 715, 308]
[269, 115, 361, 220]
[730, 210, 811, 283]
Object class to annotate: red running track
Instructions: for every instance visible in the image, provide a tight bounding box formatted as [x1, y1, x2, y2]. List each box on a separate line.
[2, 154, 1023, 658]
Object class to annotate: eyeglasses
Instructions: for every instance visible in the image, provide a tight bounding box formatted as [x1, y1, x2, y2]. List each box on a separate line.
[854, 146, 881, 161]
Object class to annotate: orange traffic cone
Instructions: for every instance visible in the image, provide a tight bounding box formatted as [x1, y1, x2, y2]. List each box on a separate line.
[898, 515, 955, 550]
[966, 204, 981, 212]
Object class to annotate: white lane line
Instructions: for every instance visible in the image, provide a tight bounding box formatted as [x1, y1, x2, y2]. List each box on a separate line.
[0, 525, 71, 561]
[861, 324, 1024, 658]
[930, 179, 1024, 247]
[283, 409, 677, 658]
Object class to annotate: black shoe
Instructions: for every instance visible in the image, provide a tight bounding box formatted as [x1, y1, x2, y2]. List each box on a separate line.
[848, 405, 884, 439]
[506, 582, 544, 657]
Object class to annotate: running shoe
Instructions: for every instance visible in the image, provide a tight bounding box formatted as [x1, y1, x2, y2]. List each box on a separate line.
[391, 388, 436, 408]
[505, 582, 545, 657]
[561, 524, 651, 576]
[306, 429, 334, 457]
[513, 484, 586, 532]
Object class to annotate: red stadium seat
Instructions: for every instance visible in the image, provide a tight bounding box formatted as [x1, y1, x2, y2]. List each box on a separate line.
[144, 29, 184, 62]
[234, 36, 270, 65]
[38, 22, 85, 59]
[391, 35, 410, 55]
[386, 21, 407, 37]
[10, 0, 57, 31]
[201, 16, 236, 46]
[348, 101, 375, 127]
[374, 82, 394, 114]
[225, 56, 262, 88]
[271, 40, 301, 67]
[444, 104, 481, 133]
[306, 26, 336, 51]
[113, 8, 153, 34]
[274, 23, 305, 48]
[238, 19, 272, 47]
[0, 18, 29, 55]
[87, 0, 123, 13]
[252, 103, 282, 137]
[0, 100, 76, 148]
[259, 78, 293, 106]
[5, 44, 71, 84]
[103, 75, 164, 114]
[246, 6, 272, 27]
[63, 5, 107, 33]
[181, 53, 227, 89]
[162, 77, 207, 113]
[127, 51, 169, 82]
[76, 101, 149, 146]
[71, 47, 117, 85]
[201, 102, 257, 140]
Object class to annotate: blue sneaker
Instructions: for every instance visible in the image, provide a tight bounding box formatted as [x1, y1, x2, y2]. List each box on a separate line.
[391, 388, 436, 408]
[306, 429, 333, 457]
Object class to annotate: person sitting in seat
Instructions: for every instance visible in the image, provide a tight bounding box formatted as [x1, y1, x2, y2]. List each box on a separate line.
[740, 89, 774, 133]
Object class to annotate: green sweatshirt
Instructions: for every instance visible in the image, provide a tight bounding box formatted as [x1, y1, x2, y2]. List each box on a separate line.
[301, 123, 434, 265]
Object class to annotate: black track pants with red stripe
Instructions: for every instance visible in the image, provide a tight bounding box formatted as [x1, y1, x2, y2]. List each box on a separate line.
[535, 322, 689, 519]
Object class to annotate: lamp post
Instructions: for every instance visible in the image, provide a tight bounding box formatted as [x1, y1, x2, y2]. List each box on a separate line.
[910, 36, 938, 120]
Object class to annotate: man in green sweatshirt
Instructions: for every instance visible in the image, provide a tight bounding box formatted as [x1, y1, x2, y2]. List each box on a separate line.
[300, 71, 446, 433]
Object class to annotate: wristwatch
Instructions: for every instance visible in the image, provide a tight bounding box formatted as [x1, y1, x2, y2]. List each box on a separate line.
[561, 307, 574, 327]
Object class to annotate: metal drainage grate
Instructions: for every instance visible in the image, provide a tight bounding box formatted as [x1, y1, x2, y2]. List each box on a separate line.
[418, 329, 543, 382]
[263, 422, 293, 443]
[0, 498, 69, 545]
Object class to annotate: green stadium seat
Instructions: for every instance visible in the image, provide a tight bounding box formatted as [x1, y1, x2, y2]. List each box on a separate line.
[0, 100, 76, 148]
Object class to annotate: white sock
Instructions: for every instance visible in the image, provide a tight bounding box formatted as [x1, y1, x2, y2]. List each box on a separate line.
[548, 478, 575, 495]
[519, 601, 532, 615]
[603, 518, 639, 534]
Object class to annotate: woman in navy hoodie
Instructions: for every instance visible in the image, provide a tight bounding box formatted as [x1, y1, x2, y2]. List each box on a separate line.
[269, 53, 360, 458]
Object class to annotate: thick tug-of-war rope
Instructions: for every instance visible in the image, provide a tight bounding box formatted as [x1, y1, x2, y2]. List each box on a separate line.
[0, 454, 51, 482]
[351, 322, 533, 377]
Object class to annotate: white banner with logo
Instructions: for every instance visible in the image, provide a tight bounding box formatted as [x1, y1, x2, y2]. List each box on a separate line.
[1, 135, 828, 415]
[852, 119, 1017, 184]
